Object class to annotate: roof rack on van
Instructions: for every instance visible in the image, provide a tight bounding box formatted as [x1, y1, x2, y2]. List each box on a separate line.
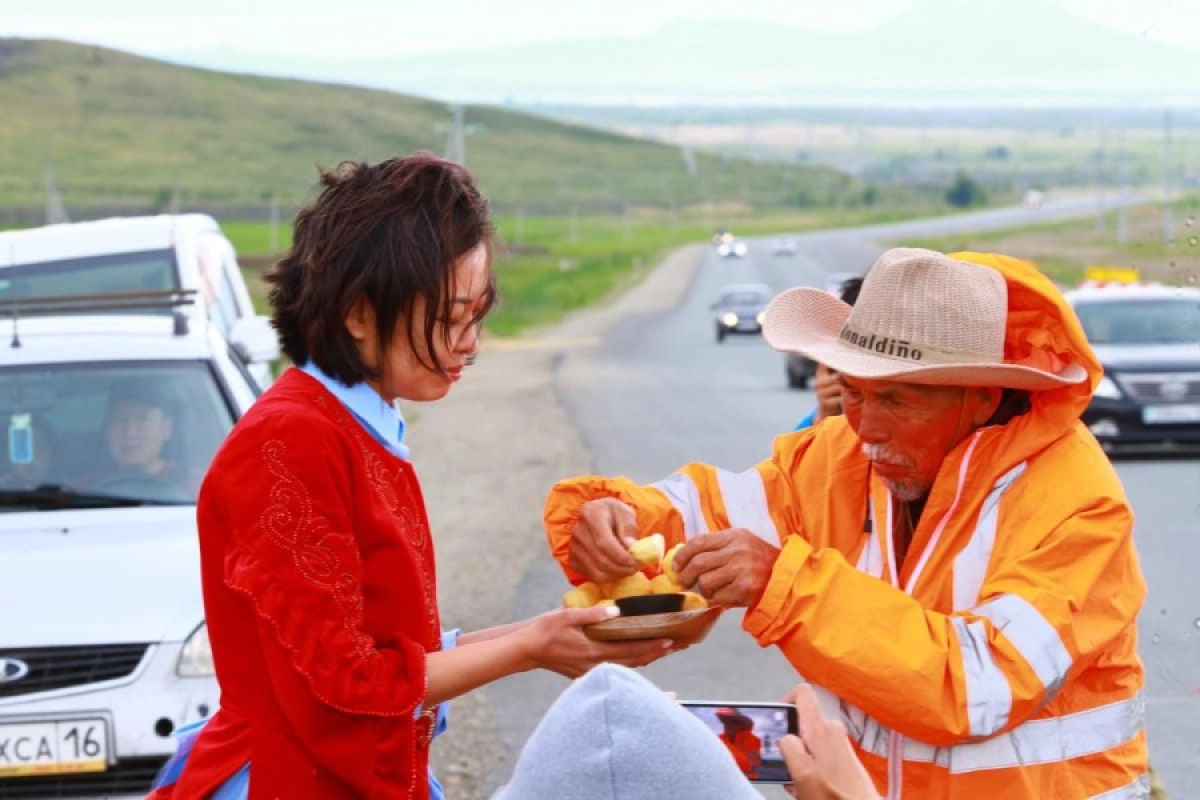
[5, 289, 198, 348]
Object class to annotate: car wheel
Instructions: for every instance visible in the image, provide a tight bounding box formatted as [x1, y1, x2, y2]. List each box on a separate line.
[716, 326, 726, 343]
[787, 369, 807, 389]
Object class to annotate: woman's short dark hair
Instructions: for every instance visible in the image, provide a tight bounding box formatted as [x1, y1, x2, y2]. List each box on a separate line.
[266, 151, 496, 384]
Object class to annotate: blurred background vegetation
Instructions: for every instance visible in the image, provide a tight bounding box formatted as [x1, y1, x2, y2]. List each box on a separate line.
[3, 37, 1193, 336]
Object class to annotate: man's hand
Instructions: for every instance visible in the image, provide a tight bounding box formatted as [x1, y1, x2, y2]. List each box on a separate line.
[781, 684, 880, 800]
[567, 498, 642, 583]
[672, 528, 780, 608]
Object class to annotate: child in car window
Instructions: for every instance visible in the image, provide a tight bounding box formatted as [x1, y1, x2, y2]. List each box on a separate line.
[86, 380, 195, 498]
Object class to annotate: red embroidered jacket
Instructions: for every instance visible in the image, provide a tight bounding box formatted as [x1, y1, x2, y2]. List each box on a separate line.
[165, 368, 441, 799]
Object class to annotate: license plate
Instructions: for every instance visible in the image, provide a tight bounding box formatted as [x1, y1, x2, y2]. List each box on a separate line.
[1143, 404, 1200, 424]
[0, 719, 108, 777]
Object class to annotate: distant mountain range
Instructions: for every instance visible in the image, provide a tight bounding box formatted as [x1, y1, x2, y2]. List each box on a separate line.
[157, 0, 1200, 107]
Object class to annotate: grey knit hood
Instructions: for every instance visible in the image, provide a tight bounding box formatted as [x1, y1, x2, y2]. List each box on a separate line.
[492, 664, 764, 800]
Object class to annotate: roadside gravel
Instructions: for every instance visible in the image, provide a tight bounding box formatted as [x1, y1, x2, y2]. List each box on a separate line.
[407, 243, 705, 798]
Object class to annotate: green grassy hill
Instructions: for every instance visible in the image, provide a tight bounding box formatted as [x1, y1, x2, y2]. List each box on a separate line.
[0, 38, 869, 214]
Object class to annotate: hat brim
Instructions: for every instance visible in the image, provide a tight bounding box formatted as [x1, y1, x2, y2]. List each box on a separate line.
[762, 287, 1088, 391]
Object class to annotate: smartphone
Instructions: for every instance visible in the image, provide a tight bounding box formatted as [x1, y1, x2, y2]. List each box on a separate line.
[679, 701, 798, 784]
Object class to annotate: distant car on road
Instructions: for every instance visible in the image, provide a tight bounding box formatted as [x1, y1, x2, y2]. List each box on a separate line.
[711, 283, 772, 343]
[771, 236, 798, 256]
[1067, 282, 1200, 451]
[716, 238, 749, 259]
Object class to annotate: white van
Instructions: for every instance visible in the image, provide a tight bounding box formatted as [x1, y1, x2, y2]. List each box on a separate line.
[0, 214, 279, 389]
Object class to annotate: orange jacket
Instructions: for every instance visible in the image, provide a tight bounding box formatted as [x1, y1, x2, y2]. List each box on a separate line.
[720, 729, 763, 778]
[545, 254, 1148, 799]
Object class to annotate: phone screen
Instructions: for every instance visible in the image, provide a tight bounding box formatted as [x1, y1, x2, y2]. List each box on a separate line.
[679, 702, 798, 784]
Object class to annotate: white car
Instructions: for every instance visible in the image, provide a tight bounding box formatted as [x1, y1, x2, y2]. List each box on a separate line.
[717, 239, 749, 259]
[1066, 282, 1200, 450]
[0, 214, 280, 391]
[771, 236, 798, 256]
[0, 291, 260, 796]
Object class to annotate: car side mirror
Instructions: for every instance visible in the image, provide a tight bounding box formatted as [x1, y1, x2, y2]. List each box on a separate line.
[230, 315, 281, 364]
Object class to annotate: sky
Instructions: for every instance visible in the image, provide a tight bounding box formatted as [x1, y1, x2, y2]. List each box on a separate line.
[3, 0, 1200, 61]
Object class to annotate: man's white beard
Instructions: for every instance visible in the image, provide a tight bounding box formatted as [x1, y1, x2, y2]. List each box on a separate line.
[862, 443, 928, 501]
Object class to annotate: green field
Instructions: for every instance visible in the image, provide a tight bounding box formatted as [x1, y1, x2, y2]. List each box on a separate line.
[885, 195, 1200, 287]
[232, 204, 948, 336]
[542, 105, 1199, 199]
[0, 38, 1060, 339]
[0, 38, 909, 216]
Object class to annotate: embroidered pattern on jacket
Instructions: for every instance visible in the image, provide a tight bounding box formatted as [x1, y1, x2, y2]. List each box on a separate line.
[314, 392, 442, 649]
[259, 437, 374, 659]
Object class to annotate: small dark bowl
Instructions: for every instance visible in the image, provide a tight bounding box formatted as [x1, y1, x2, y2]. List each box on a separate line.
[615, 593, 685, 616]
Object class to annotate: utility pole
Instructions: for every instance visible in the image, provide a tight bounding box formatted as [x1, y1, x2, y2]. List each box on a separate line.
[681, 146, 697, 176]
[268, 192, 281, 257]
[1163, 109, 1174, 244]
[43, 163, 69, 224]
[438, 104, 484, 166]
[447, 105, 466, 165]
[1116, 127, 1128, 248]
[1094, 128, 1106, 233]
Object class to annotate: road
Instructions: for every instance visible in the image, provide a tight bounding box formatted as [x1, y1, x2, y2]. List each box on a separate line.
[490, 201, 1200, 797]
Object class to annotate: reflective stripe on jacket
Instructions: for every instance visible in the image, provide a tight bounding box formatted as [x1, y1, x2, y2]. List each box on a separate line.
[544, 253, 1149, 799]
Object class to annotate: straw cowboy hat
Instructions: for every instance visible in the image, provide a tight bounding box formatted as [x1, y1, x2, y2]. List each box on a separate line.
[762, 248, 1088, 390]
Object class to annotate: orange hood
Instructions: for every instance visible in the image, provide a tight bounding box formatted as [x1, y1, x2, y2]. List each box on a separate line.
[948, 251, 1101, 438]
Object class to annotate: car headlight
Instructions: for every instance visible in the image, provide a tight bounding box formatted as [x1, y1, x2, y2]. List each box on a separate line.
[756, 311, 766, 325]
[721, 312, 739, 327]
[1094, 375, 1123, 400]
[177, 622, 215, 677]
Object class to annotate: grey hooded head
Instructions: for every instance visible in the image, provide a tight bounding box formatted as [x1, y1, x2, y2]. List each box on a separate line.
[492, 664, 764, 800]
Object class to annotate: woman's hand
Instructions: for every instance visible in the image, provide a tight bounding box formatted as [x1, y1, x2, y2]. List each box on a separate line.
[517, 606, 677, 678]
[780, 684, 880, 800]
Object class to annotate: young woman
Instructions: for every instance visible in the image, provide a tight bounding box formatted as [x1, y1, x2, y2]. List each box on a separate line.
[149, 153, 674, 799]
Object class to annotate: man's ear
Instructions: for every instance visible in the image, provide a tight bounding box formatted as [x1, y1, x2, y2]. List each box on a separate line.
[344, 296, 374, 342]
[970, 387, 1004, 427]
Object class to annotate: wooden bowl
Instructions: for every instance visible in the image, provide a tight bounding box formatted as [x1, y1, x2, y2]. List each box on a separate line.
[583, 606, 722, 645]
[615, 593, 684, 616]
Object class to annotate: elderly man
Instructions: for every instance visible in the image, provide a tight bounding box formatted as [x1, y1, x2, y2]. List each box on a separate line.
[544, 249, 1148, 799]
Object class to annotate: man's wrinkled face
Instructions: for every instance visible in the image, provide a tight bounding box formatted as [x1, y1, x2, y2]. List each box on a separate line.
[839, 375, 997, 502]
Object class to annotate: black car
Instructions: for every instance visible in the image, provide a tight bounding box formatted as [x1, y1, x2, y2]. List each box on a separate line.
[711, 283, 772, 343]
[1068, 285, 1200, 451]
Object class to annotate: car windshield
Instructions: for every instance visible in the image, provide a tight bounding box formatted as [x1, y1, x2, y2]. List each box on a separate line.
[0, 361, 236, 508]
[1075, 298, 1200, 345]
[719, 289, 770, 305]
[0, 249, 180, 317]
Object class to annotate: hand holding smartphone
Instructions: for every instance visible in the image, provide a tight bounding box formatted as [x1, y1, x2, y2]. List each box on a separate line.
[679, 701, 799, 784]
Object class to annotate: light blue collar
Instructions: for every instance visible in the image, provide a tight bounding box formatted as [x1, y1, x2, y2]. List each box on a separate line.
[299, 362, 409, 460]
